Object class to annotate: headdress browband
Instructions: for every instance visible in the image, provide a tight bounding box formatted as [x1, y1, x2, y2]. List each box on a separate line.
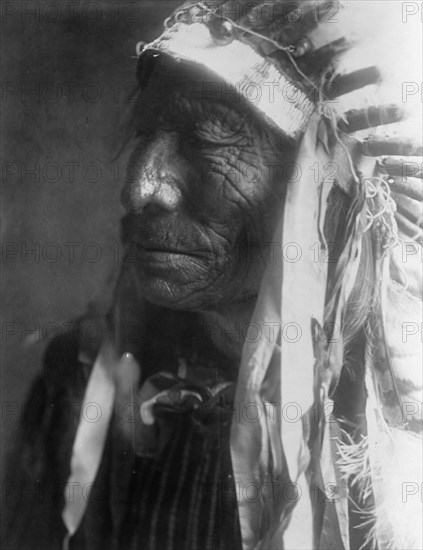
[135, 1, 350, 140]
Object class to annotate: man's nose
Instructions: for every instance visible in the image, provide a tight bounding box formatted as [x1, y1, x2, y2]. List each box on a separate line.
[121, 133, 184, 214]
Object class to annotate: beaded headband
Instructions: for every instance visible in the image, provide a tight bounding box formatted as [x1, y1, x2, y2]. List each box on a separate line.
[136, 1, 349, 140]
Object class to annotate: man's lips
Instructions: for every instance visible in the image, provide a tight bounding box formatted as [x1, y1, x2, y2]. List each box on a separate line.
[124, 240, 211, 259]
[121, 215, 214, 259]
[127, 245, 209, 273]
[138, 244, 202, 257]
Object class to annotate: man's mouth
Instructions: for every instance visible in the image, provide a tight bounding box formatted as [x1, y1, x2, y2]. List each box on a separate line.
[123, 240, 212, 266]
[121, 215, 214, 260]
[135, 241, 207, 257]
[140, 241, 194, 254]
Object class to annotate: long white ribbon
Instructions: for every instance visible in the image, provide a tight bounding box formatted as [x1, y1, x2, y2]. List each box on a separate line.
[62, 336, 117, 547]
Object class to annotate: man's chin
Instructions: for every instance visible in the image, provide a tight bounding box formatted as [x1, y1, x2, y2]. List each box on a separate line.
[132, 255, 222, 311]
[139, 275, 210, 311]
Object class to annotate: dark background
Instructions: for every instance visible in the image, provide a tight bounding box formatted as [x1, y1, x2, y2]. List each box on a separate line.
[1, 0, 178, 463]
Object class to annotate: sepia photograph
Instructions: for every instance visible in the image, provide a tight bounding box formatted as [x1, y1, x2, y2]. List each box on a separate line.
[1, 1, 422, 549]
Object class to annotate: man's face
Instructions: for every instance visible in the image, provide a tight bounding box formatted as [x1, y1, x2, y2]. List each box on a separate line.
[121, 57, 293, 311]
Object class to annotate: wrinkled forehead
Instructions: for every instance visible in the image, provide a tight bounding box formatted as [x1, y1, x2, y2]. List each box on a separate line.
[136, 53, 293, 151]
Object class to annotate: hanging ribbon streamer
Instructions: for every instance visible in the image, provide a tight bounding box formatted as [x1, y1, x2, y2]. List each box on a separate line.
[62, 332, 118, 549]
[231, 112, 337, 549]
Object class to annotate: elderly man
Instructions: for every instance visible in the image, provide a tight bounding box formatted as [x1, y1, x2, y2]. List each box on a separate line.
[4, 1, 422, 549]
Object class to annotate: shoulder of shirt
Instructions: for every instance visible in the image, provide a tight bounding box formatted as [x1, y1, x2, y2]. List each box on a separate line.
[41, 312, 108, 390]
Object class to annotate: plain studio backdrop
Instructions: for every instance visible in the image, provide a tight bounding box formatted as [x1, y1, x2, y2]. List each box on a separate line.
[1, 1, 179, 463]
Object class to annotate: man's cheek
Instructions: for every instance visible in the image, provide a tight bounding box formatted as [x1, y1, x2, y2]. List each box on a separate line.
[200, 146, 241, 180]
[199, 162, 233, 198]
[212, 239, 238, 267]
[200, 171, 260, 218]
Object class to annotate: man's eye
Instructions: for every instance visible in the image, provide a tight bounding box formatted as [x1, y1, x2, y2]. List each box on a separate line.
[190, 135, 221, 148]
[193, 125, 247, 147]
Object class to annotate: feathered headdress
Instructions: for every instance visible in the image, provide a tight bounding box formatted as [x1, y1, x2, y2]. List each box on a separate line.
[134, 1, 423, 548]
